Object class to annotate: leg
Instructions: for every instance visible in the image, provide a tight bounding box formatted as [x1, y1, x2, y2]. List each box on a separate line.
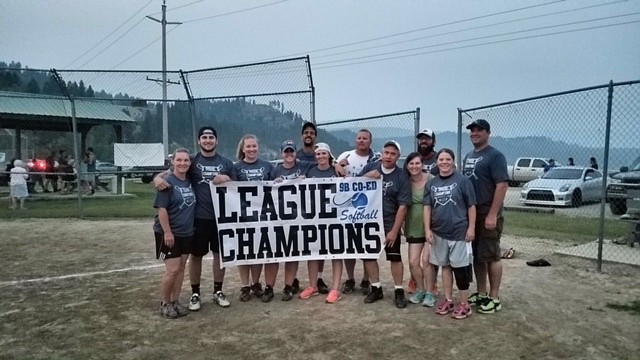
[189, 255, 203, 288]
[474, 261, 488, 294]
[283, 261, 298, 286]
[161, 257, 181, 304]
[408, 243, 425, 291]
[488, 260, 503, 299]
[250, 264, 263, 285]
[307, 260, 319, 288]
[363, 260, 380, 283]
[344, 259, 356, 280]
[19, 197, 26, 209]
[330, 259, 343, 291]
[442, 265, 453, 300]
[212, 252, 226, 286]
[389, 261, 404, 287]
[264, 263, 279, 287]
[170, 255, 189, 302]
[238, 265, 251, 287]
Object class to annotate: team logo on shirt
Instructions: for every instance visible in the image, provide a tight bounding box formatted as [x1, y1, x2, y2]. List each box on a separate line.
[463, 157, 483, 180]
[175, 185, 196, 209]
[431, 183, 458, 207]
[280, 169, 303, 180]
[422, 163, 436, 173]
[196, 164, 224, 184]
[382, 181, 394, 196]
[241, 167, 266, 181]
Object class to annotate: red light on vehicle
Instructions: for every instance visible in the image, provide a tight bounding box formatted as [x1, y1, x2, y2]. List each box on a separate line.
[38, 161, 46, 170]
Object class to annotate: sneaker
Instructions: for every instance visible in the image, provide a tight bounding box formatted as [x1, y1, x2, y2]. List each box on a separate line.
[478, 297, 502, 314]
[299, 286, 319, 299]
[452, 303, 472, 319]
[468, 292, 488, 306]
[394, 289, 407, 309]
[317, 278, 329, 294]
[240, 286, 252, 302]
[364, 286, 383, 303]
[261, 285, 275, 303]
[173, 302, 189, 317]
[409, 290, 427, 304]
[407, 278, 417, 294]
[360, 279, 371, 295]
[341, 279, 356, 294]
[250, 282, 264, 297]
[325, 289, 342, 304]
[160, 302, 178, 319]
[422, 291, 436, 307]
[213, 291, 230, 308]
[281, 285, 294, 301]
[435, 299, 455, 315]
[188, 293, 201, 311]
[291, 278, 300, 294]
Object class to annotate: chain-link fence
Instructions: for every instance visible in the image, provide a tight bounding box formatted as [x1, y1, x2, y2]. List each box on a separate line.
[0, 57, 314, 215]
[316, 109, 420, 159]
[457, 80, 640, 271]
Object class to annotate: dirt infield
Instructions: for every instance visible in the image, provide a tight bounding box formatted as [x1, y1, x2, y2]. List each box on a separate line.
[1, 219, 639, 360]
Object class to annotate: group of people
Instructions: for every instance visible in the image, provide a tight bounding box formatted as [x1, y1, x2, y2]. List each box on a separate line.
[545, 156, 599, 172]
[152, 118, 508, 321]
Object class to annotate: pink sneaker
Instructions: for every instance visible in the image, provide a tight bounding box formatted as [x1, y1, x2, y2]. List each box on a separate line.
[435, 299, 454, 315]
[299, 286, 319, 299]
[325, 289, 342, 304]
[452, 303, 472, 319]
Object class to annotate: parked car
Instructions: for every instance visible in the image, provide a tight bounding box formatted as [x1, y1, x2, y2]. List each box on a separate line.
[507, 157, 550, 186]
[607, 155, 640, 215]
[95, 161, 117, 174]
[520, 166, 604, 207]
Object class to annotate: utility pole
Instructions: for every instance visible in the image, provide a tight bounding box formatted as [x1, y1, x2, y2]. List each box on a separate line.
[146, 0, 181, 157]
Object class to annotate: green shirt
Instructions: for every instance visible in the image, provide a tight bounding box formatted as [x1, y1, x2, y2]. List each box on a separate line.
[404, 186, 425, 239]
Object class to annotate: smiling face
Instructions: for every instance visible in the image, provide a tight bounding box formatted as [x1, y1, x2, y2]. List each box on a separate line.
[381, 145, 400, 169]
[355, 130, 372, 153]
[242, 138, 259, 162]
[469, 126, 490, 149]
[417, 134, 435, 155]
[315, 150, 331, 166]
[302, 127, 316, 147]
[281, 148, 296, 165]
[172, 151, 191, 176]
[198, 134, 217, 155]
[437, 151, 454, 175]
[406, 156, 423, 176]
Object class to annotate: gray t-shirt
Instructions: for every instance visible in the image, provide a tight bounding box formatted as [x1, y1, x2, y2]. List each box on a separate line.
[296, 149, 317, 163]
[421, 152, 439, 175]
[188, 152, 236, 220]
[360, 162, 411, 231]
[234, 159, 274, 181]
[423, 172, 476, 240]
[270, 161, 313, 180]
[305, 165, 338, 179]
[153, 173, 196, 236]
[462, 145, 509, 215]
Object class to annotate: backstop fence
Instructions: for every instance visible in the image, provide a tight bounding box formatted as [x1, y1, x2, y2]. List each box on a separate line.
[457, 80, 640, 271]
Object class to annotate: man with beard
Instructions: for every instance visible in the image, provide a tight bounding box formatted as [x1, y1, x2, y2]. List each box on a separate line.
[297, 122, 318, 162]
[417, 129, 439, 175]
[154, 126, 236, 311]
[336, 129, 381, 295]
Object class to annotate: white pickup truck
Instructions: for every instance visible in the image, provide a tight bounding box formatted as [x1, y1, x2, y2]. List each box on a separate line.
[507, 157, 550, 186]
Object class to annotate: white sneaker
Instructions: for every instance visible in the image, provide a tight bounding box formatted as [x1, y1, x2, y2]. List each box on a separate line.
[189, 293, 201, 311]
[213, 291, 231, 308]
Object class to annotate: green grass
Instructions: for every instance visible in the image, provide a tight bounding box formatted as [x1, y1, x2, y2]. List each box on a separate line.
[0, 183, 631, 243]
[504, 211, 629, 243]
[605, 300, 640, 316]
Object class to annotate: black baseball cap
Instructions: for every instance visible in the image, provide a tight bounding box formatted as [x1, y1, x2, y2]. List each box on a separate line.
[302, 121, 317, 135]
[281, 140, 296, 152]
[466, 119, 491, 131]
[198, 126, 217, 138]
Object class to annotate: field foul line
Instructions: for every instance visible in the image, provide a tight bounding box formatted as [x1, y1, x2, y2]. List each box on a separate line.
[0, 263, 165, 287]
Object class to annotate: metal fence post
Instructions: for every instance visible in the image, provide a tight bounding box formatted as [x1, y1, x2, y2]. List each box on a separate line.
[597, 80, 614, 272]
[414, 107, 420, 151]
[456, 109, 463, 170]
[69, 97, 84, 218]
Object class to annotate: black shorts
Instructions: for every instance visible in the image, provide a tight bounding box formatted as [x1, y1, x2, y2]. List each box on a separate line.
[406, 236, 426, 244]
[385, 235, 402, 262]
[192, 218, 220, 257]
[472, 214, 503, 263]
[154, 232, 193, 260]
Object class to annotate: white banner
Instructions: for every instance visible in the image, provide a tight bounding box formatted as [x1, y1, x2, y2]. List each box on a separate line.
[113, 143, 164, 167]
[212, 177, 385, 267]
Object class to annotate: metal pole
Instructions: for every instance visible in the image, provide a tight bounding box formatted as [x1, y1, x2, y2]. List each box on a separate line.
[305, 55, 315, 124]
[457, 109, 463, 170]
[597, 80, 614, 272]
[70, 97, 84, 218]
[414, 107, 420, 151]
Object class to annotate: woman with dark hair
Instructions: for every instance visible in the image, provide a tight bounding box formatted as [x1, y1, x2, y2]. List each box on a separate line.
[589, 157, 599, 170]
[153, 148, 195, 319]
[424, 148, 477, 319]
[403, 152, 436, 306]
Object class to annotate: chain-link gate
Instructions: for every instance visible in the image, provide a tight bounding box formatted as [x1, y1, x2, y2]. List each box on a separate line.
[457, 80, 640, 271]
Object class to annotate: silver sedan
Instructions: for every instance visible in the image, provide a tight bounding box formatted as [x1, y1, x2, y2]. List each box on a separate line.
[520, 166, 604, 207]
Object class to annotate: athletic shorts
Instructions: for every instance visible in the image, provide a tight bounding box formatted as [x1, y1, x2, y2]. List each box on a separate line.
[385, 235, 402, 262]
[429, 234, 469, 268]
[406, 236, 426, 244]
[155, 232, 193, 260]
[472, 214, 503, 263]
[192, 218, 220, 257]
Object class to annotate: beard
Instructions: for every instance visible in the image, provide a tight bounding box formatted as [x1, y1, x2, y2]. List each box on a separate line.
[418, 144, 434, 155]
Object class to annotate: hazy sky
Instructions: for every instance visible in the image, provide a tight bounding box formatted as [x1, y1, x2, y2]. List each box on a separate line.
[1, 0, 639, 132]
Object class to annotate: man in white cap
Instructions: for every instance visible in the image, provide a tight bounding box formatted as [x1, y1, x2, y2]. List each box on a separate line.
[417, 129, 438, 175]
[359, 140, 411, 308]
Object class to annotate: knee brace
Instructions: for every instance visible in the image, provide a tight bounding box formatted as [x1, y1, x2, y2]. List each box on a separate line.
[452, 266, 470, 291]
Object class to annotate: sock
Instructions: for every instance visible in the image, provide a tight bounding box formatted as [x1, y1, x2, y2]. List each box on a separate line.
[371, 282, 382, 288]
[214, 282, 223, 293]
[317, 272, 323, 279]
[191, 284, 200, 295]
[394, 285, 403, 290]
